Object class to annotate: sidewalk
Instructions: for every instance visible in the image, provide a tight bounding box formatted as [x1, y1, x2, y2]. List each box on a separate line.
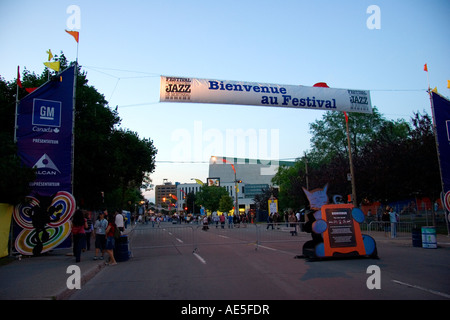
[0, 225, 135, 300]
[0, 227, 448, 300]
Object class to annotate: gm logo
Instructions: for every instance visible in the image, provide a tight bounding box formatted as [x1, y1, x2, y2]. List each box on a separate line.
[32, 99, 62, 127]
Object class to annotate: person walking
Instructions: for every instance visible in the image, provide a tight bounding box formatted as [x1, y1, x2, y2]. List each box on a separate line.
[202, 215, 209, 231]
[289, 212, 298, 236]
[115, 209, 124, 233]
[93, 211, 108, 260]
[84, 211, 93, 251]
[382, 206, 391, 235]
[389, 207, 399, 238]
[266, 212, 274, 230]
[104, 214, 118, 266]
[227, 213, 233, 228]
[71, 209, 87, 263]
[219, 214, 226, 229]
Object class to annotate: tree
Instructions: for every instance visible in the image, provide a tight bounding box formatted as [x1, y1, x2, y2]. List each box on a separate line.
[105, 129, 156, 208]
[185, 192, 201, 214]
[0, 132, 36, 204]
[0, 76, 36, 204]
[276, 106, 442, 209]
[195, 185, 229, 213]
[253, 186, 279, 211]
[308, 107, 386, 164]
[271, 161, 307, 211]
[218, 194, 234, 213]
[0, 53, 158, 208]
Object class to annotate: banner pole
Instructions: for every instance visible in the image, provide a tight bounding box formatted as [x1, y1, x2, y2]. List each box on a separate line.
[14, 67, 20, 143]
[71, 37, 79, 198]
[71, 61, 77, 198]
[345, 113, 357, 207]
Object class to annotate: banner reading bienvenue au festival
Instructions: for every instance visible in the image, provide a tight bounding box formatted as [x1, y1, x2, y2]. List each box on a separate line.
[14, 65, 76, 255]
[160, 76, 372, 114]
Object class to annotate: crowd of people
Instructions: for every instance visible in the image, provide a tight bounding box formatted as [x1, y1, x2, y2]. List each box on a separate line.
[71, 208, 127, 265]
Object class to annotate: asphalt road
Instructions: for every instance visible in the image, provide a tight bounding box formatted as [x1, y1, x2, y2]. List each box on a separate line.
[68, 222, 450, 302]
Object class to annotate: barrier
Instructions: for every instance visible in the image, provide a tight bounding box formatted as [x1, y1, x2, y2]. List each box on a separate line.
[367, 221, 415, 237]
[127, 224, 197, 254]
[126, 222, 308, 254]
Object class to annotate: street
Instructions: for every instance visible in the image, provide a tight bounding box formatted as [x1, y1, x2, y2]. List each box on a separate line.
[68, 222, 450, 301]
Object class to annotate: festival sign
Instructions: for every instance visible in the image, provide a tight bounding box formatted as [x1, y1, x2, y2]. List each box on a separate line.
[268, 197, 278, 216]
[431, 93, 450, 196]
[160, 76, 372, 114]
[16, 66, 76, 196]
[308, 204, 377, 259]
[431, 92, 450, 231]
[14, 65, 76, 255]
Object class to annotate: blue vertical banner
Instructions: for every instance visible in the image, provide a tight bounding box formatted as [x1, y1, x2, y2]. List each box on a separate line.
[16, 66, 75, 196]
[14, 65, 76, 255]
[431, 93, 450, 223]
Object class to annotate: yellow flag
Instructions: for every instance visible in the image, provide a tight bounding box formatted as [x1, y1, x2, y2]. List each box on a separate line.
[46, 49, 53, 61]
[447, 80, 450, 89]
[194, 179, 204, 185]
[44, 61, 60, 72]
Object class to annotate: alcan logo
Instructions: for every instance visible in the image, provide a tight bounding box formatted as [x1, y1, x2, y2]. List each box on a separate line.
[33, 154, 60, 175]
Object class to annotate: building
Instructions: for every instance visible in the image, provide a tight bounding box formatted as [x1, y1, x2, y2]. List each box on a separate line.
[155, 179, 177, 209]
[176, 156, 295, 214]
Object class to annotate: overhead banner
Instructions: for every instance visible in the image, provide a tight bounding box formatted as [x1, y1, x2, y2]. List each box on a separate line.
[160, 76, 372, 114]
[16, 66, 75, 197]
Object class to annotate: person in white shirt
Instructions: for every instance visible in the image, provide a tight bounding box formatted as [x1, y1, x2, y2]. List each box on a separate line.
[115, 210, 125, 233]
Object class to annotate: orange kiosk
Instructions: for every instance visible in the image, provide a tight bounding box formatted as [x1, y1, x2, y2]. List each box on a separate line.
[302, 204, 378, 260]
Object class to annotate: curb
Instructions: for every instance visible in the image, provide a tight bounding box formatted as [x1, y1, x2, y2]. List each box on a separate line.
[53, 262, 105, 300]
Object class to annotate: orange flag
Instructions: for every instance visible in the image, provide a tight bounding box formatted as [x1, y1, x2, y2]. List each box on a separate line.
[65, 30, 79, 43]
[424, 63, 428, 72]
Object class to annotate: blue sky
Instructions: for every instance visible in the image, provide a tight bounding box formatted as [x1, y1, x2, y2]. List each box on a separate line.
[1, 0, 449, 201]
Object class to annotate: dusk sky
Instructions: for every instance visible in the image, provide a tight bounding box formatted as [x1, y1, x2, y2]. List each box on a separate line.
[1, 0, 449, 201]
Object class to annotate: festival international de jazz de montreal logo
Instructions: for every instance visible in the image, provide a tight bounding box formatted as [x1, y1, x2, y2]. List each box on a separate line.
[32, 99, 62, 128]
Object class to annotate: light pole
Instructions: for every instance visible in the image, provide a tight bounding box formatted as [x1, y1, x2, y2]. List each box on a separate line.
[190, 178, 204, 215]
[344, 112, 357, 207]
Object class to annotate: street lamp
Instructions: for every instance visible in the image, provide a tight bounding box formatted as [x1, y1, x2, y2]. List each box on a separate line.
[191, 178, 206, 214]
[211, 156, 239, 217]
[344, 113, 357, 207]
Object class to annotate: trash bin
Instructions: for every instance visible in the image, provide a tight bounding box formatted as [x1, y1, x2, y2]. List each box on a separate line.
[421, 226, 437, 249]
[114, 235, 130, 261]
[412, 228, 422, 247]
